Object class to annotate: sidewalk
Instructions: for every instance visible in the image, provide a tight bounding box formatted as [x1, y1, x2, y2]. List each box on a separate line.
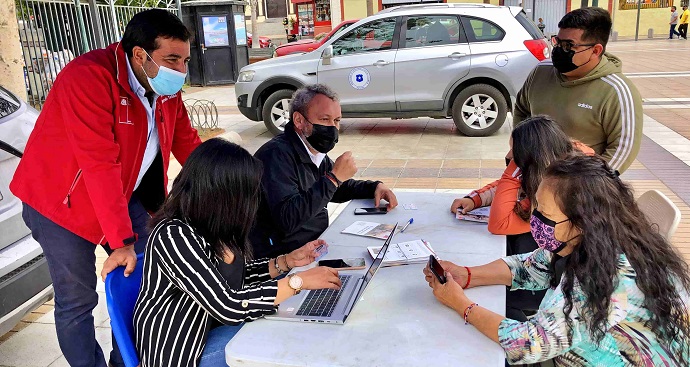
[1, 38, 689, 367]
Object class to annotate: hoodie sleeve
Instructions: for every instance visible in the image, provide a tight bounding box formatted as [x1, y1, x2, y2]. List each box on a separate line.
[599, 74, 643, 173]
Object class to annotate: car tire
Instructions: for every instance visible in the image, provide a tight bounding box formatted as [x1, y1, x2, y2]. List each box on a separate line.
[262, 89, 295, 135]
[451, 84, 507, 137]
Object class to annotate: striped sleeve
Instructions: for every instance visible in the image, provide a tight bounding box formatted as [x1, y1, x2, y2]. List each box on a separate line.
[600, 74, 643, 173]
[153, 222, 278, 324]
[244, 258, 273, 287]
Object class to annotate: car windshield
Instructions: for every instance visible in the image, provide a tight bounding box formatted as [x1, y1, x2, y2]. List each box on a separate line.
[0, 87, 21, 120]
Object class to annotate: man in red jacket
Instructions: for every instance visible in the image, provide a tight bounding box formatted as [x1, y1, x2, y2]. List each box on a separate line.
[11, 9, 201, 367]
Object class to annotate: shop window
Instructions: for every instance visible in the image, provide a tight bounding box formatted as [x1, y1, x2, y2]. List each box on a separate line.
[462, 17, 505, 43]
[315, 0, 331, 22]
[403, 15, 465, 48]
[331, 17, 397, 56]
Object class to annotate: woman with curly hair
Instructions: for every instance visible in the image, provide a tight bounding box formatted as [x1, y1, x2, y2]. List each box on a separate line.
[427, 154, 690, 365]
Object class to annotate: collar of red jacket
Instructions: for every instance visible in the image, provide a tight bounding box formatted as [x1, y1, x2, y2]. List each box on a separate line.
[108, 42, 138, 99]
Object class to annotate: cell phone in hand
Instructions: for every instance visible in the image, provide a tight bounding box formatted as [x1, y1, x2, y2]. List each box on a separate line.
[318, 258, 366, 270]
[354, 207, 388, 215]
[428, 255, 447, 284]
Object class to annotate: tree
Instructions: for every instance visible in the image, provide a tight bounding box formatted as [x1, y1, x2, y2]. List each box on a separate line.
[250, 0, 259, 49]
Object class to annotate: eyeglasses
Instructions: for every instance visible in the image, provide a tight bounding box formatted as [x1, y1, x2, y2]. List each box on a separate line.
[551, 36, 596, 53]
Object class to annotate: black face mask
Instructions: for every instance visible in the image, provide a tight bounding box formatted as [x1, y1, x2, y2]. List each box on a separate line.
[305, 121, 338, 153]
[551, 46, 593, 74]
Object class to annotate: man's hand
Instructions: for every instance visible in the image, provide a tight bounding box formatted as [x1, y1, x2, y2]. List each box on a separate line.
[101, 245, 137, 281]
[332, 151, 357, 182]
[374, 183, 398, 210]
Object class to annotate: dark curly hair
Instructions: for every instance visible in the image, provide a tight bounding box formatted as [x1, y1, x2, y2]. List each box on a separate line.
[543, 154, 690, 359]
[512, 115, 573, 221]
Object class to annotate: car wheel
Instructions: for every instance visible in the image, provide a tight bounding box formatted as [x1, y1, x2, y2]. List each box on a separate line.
[451, 84, 507, 137]
[262, 89, 295, 135]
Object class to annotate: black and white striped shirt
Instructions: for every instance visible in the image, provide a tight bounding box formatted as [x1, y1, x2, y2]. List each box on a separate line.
[133, 219, 278, 367]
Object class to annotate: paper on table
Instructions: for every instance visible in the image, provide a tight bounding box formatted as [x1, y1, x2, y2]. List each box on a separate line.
[456, 206, 490, 223]
[341, 221, 396, 240]
[367, 240, 435, 267]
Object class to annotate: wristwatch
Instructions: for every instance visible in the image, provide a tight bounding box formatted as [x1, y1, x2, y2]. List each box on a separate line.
[287, 273, 303, 295]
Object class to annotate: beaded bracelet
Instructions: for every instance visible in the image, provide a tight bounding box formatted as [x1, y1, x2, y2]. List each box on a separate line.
[463, 266, 472, 289]
[463, 303, 479, 325]
[280, 254, 292, 271]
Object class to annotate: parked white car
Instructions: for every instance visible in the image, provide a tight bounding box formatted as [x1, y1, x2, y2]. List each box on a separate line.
[0, 86, 53, 336]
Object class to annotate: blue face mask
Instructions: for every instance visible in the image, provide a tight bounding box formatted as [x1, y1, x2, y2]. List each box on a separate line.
[142, 51, 186, 96]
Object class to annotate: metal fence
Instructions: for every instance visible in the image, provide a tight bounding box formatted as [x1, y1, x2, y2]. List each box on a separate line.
[15, 0, 180, 108]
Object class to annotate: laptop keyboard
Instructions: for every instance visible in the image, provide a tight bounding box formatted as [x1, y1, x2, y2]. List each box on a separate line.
[296, 275, 352, 317]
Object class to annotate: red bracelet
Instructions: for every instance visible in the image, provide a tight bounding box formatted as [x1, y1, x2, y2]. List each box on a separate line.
[463, 266, 472, 289]
[463, 302, 479, 325]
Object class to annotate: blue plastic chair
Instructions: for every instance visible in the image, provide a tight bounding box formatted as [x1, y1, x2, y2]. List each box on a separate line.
[105, 253, 144, 367]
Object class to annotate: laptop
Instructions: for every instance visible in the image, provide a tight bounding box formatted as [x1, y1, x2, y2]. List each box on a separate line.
[266, 223, 398, 324]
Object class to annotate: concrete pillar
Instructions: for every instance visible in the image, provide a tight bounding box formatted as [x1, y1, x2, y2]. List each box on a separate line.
[0, 0, 26, 99]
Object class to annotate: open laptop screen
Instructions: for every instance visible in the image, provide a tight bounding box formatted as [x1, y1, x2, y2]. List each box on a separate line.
[357, 223, 398, 300]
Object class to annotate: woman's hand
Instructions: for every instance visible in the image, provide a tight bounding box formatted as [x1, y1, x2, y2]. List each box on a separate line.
[287, 239, 327, 268]
[423, 264, 472, 314]
[298, 266, 342, 290]
[424, 260, 470, 288]
[450, 197, 475, 214]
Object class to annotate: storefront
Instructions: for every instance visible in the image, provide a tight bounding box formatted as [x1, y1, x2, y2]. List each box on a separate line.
[290, 0, 332, 38]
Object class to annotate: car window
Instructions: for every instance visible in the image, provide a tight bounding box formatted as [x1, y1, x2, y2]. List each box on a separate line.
[332, 22, 354, 38]
[403, 15, 465, 48]
[0, 87, 21, 119]
[331, 17, 397, 56]
[462, 17, 505, 43]
[515, 11, 543, 40]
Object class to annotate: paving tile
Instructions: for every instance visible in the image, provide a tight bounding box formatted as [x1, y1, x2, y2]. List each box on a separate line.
[620, 169, 658, 180]
[439, 168, 480, 178]
[368, 159, 407, 168]
[0, 323, 63, 366]
[481, 160, 509, 169]
[400, 168, 440, 178]
[405, 159, 443, 168]
[394, 178, 438, 189]
[436, 178, 481, 189]
[481, 168, 506, 178]
[360, 167, 403, 178]
[442, 159, 481, 168]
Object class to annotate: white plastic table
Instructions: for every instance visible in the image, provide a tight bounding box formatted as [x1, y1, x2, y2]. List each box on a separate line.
[226, 191, 507, 367]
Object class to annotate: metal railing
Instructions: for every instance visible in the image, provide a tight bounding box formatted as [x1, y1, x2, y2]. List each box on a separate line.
[15, 0, 180, 108]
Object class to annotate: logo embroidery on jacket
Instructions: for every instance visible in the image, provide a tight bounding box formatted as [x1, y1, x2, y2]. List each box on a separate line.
[119, 96, 133, 125]
[578, 103, 593, 110]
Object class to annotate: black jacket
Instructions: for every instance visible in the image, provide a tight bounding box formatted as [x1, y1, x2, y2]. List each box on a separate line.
[249, 124, 380, 259]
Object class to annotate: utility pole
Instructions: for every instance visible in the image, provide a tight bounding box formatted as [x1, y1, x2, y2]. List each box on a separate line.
[635, 0, 642, 41]
[251, 0, 259, 49]
[0, 0, 26, 99]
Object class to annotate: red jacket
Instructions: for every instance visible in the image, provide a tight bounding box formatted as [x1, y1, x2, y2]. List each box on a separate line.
[11, 42, 201, 249]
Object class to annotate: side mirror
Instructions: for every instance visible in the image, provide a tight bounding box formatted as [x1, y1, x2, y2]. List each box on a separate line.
[321, 45, 333, 65]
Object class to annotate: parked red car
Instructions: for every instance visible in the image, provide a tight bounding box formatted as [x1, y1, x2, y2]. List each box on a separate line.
[274, 20, 357, 57]
[247, 33, 272, 48]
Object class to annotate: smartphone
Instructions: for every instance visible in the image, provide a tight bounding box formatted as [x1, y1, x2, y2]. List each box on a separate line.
[318, 258, 367, 270]
[428, 255, 447, 284]
[354, 207, 388, 215]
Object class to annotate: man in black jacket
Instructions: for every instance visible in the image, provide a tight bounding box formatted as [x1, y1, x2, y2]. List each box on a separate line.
[250, 84, 398, 259]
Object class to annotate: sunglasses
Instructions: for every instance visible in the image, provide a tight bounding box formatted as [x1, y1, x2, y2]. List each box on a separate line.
[551, 36, 596, 53]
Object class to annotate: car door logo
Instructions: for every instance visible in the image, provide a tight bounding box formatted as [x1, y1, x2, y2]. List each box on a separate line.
[349, 67, 371, 90]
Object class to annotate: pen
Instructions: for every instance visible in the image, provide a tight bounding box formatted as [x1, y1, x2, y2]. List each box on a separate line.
[400, 218, 414, 233]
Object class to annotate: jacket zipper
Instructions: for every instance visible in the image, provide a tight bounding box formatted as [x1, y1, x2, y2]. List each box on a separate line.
[62, 169, 83, 208]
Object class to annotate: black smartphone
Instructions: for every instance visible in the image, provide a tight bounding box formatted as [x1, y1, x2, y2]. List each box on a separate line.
[428, 255, 447, 284]
[317, 258, 366, 270]
[354, 207, 388, 215]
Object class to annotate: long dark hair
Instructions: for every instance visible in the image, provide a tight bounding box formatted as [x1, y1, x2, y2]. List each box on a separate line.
[544, 154, 690, 358]
[512, 116, 573, 221]
[150, 138, 263, 260]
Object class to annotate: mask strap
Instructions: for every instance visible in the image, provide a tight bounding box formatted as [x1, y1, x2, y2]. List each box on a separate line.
[141, 50, 160, 79]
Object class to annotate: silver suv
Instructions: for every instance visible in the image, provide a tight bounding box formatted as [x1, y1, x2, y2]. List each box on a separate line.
[236, 4, 549, 136]
[0, 86, 53, 336]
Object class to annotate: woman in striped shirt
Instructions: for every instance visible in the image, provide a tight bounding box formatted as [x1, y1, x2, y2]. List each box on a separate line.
[133, 138, 342, 367]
